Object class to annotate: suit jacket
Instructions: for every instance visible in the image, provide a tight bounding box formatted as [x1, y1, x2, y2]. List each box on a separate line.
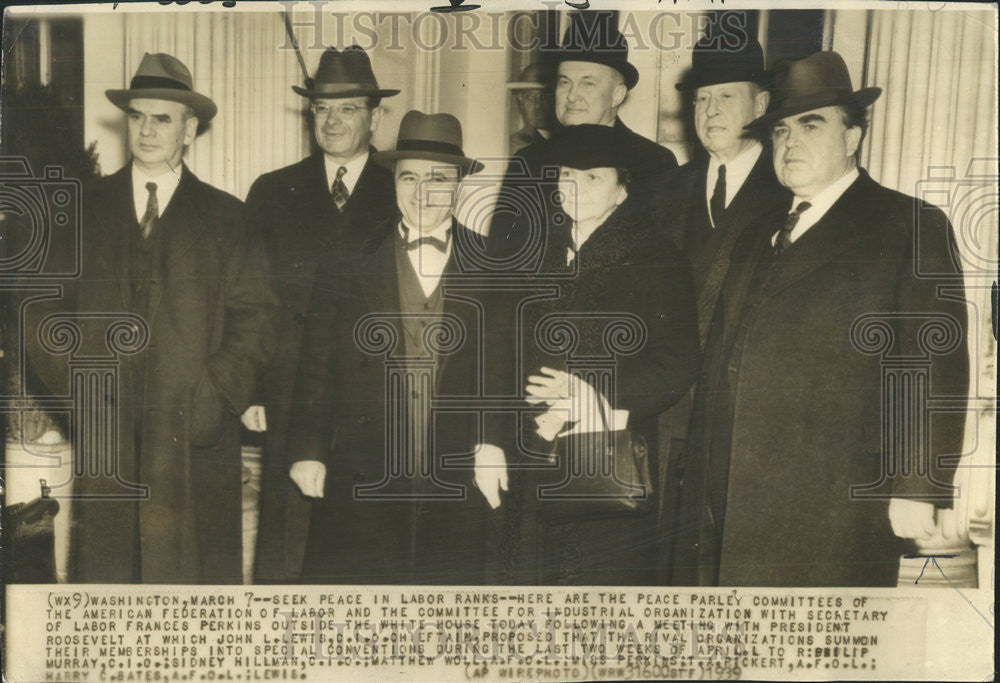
[488, 118, 678, 263]
[245, 151, 396, 582]
[25, 163, 278, 583]
[673, 169, 969, 587]
[286, 217, 493, 584]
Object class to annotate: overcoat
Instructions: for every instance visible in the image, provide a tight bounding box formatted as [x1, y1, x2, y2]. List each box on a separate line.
[491, 201, 701, 585]
[286, 218, 494, 584]
[673, 170, 969, 587]
[488, 118, 678, 262]
[26, 163, 277, 583]
[245, 151, 396, 582]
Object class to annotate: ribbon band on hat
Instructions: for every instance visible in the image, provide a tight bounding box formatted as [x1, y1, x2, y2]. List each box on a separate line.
[292, 45, 400, 100]
[373, 110, 483, 175]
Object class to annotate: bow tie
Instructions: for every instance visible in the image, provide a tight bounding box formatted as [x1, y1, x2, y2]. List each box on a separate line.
[402, 225, 450, 253]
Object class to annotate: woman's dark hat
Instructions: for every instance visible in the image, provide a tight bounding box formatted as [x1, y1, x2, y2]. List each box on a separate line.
[676, 34, 769, 91]
[106, 52, 217, 122]
[373, 110, 484, 174]
[543, 124, 642, 172]
[745, 51, 882, 130]
[553, 12, 639, 90]
[292, 46, 400, 99]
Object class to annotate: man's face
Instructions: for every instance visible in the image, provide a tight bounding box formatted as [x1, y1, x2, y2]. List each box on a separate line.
[558, 166, 627, 224]
[517, 89, 555, 131]
[555, 61, 626, 126]
[127, 98, 197, 175]
[312, 96, 381, 162]
[395, 158, 461, 233]
[771, 105, 861, 199]
[693, 82, 769, 162]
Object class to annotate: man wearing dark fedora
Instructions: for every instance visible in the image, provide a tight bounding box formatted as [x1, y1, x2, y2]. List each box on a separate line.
[507, 61, 557, 154]
[247, 46, 400, 583]
[674, 51, 969, 587]
[25, 52, 277, 583]
[657, 29, 790, 582]
[286, 111, 496, 584]
[489, 11, 677, 261]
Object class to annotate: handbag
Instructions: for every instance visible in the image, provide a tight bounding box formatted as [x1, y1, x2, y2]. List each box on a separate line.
[537, 396, 654, 522]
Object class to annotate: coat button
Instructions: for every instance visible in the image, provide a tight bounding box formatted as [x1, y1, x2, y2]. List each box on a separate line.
[357, 415, 370, 425]
[294, 312, 307, 325]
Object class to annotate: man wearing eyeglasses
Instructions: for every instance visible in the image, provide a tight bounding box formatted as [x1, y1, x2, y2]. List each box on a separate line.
[246, 46, 400, 583]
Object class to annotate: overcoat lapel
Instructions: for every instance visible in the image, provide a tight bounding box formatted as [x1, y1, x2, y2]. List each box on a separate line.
[96, 167, 136, 312]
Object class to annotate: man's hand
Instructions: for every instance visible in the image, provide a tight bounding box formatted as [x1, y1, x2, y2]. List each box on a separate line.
[474, 444, 508, 509]
[290, 460, 326, 498]
[888, 498, 937, 540]
[241, 405, 267, 432]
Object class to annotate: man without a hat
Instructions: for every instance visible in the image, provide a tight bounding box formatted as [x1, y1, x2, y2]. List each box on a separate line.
[287, 110, 496, 584]
[248, 46, 401, 582]
[27, 52, 278, 583]
[675, 50, 969, 587]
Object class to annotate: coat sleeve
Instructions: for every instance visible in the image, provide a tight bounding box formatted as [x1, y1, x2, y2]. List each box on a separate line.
[205, 201, 280, 415]
[888, 200, 969, 505]
[614, 241, 702, 424]
[283, 257, 342, 467]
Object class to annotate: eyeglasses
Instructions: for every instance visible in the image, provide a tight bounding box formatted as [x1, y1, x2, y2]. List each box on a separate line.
[310, 102, 372, 119]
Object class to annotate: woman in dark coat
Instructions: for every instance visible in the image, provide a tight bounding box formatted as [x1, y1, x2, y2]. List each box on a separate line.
[493, 124, 700, 585]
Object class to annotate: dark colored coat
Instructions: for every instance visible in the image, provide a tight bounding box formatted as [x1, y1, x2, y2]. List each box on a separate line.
[246, 152, 396, 582]
[26, 163, 277, 583]
[490, 202, 701, 585]
[286, 218, 493, 584]
[673, 170, 969, 587]
[488, 118, 678, 263]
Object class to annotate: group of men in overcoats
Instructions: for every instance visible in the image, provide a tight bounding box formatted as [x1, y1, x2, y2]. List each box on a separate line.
[25, 10, 968, 587]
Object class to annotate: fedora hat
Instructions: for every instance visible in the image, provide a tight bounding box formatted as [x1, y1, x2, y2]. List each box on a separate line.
[554, 12, 639, 90]
[676, 32, 769, 91]
[373, 110, 483, 174]
[106, 52, 217, 122]
[745, 51, 881, 129]
[507, 61, 556, 91]
[292, 46, 400, 99]
[544, 124, 644, 173]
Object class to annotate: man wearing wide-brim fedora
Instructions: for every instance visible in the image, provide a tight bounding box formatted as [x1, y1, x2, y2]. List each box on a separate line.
[286, 110, 496, 584]
[488, 10, 678, 262]
[247, 45, 401, 583]
[675, 50, 969, 587]
[507, 61, 558, 154]
[25, 52, 278, 584]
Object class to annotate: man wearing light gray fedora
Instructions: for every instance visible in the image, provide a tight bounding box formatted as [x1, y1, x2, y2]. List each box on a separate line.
[247, 46, 401, 583]
[286, 110, 495, 584]
[26, 52, 277, 583]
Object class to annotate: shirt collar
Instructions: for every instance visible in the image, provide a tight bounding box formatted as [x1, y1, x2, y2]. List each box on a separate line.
[324, 150, 370, 196]
[706, 142, 762, 210]
[132, 163, 182, 218]
[779, 166, 860, 246]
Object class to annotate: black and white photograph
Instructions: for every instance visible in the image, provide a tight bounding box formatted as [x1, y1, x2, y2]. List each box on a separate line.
[1, 1, 995, 681]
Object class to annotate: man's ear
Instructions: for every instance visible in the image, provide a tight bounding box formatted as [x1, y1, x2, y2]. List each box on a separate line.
[369, 105, 384, 134]
[845, 125, 862, 158]
[610, 82, 627, 110]
[753, 90, 770, 118]
[183, 116, 198, 146]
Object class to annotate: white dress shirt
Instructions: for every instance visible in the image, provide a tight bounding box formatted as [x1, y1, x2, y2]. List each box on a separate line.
[132, 164, 182, 223]
[400, 217, 453, 298]
[705, 142, 762, 227]
[324, 150, 369, 196]
[772, 166, 860, 246]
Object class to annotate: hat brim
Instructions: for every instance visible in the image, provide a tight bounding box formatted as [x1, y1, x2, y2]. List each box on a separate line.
[291, 85, 400, 99]
[372, 149, 484, 175]
[675, 70, 772, 91]
[554, 55, 639, 90]
[106, 88, 217, 123]
[745, 87, 882, 130]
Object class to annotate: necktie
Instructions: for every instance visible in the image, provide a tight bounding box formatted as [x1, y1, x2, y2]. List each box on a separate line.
[330, 166, 349, 211]
[139, 182, 158, 239]
[406, 233, 450, 253]
[710, 164, 727, 227]
[774, 201, 812, 256]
